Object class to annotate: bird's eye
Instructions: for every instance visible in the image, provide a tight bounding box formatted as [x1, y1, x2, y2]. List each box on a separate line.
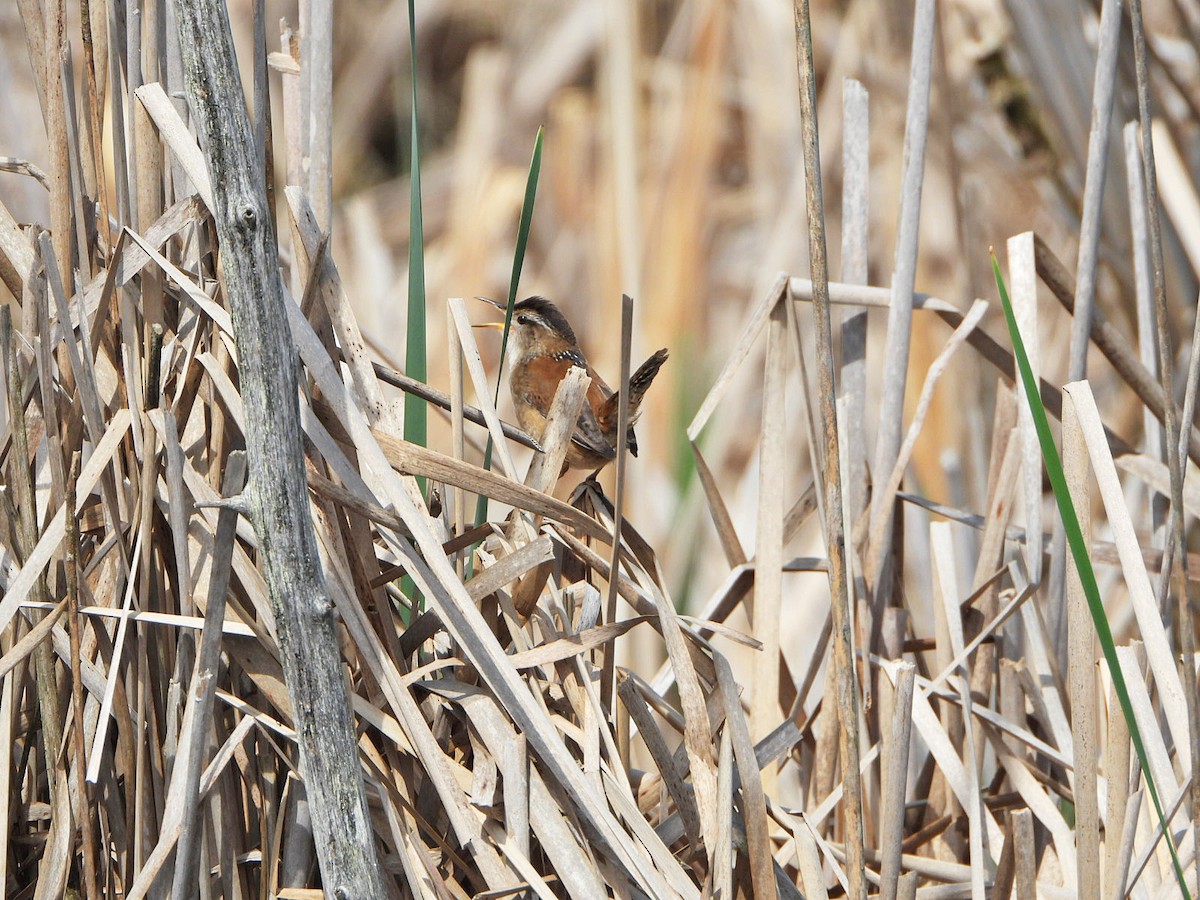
[516, 314, 529, 325]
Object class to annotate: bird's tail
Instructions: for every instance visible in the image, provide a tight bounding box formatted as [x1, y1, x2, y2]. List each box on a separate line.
[626, 348, 669, 414]
[598, 349, 669, 456]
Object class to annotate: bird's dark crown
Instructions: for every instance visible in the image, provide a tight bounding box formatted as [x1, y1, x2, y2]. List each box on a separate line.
[514, 297, 578, 346]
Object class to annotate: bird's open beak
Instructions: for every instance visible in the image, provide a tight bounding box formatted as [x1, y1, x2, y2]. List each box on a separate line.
[473, 297, 508, 331]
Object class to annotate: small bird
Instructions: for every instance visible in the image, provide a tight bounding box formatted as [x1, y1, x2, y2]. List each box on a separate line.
[476, 297, 669, 474]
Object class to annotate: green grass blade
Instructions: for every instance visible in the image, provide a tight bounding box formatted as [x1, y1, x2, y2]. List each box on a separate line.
[404, 0, 427, 470]
[991, 252, 1190, 899]
[400, 0, 426, 612]
[474, 126, 544, 527]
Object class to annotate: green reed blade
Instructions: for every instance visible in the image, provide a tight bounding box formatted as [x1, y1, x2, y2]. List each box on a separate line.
[474, 126, 544, 528]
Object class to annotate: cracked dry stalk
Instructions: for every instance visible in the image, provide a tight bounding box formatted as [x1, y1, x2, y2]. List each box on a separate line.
[171, 0, 385, 894]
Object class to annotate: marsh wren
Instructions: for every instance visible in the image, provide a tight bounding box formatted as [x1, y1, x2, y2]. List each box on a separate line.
[477, 297, 668, 474]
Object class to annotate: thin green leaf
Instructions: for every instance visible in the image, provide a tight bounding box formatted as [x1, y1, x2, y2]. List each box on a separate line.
[401, 0, 427, 611]
[991, 251, 1190, 899]
[474, 126, 544, 527]
[404, 0, 427, 467]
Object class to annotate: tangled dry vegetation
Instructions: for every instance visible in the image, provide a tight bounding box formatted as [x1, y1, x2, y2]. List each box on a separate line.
[4, 0, 1200, 897]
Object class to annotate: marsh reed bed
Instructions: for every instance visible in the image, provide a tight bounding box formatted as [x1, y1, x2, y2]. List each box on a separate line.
[2, 0, 1200, 896]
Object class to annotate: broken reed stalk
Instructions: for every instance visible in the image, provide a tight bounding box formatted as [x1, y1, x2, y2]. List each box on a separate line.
[1063, 394, 1100, 900]
[791, 2, 865, 898]
[171, 0, 385, 893]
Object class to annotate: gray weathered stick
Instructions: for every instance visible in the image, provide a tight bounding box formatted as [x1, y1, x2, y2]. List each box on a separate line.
[171, 0, 386, 894]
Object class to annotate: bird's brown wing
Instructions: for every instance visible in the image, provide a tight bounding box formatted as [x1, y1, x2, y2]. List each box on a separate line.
[519, 356, 616, 460]
[575, 364, 616, 460]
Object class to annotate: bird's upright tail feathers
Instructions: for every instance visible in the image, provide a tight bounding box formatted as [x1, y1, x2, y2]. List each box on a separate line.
[597, 348, 669, 451]
[627, 348, 669, 413]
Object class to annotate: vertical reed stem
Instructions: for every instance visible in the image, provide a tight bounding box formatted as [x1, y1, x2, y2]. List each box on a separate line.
[791, 2, 865, 896]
